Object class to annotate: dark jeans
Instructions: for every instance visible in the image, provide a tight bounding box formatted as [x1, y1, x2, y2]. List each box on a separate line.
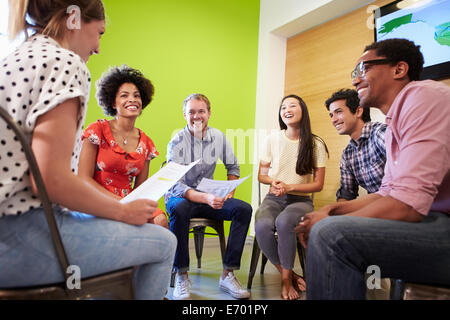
[166, 197, 252, 272]
[306, 211, 450, 299]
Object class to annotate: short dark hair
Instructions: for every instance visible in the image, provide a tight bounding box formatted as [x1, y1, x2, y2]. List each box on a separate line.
[364, 38, 424, 81]
[95, 65, 154, 117]
[325, 89, 371, 122]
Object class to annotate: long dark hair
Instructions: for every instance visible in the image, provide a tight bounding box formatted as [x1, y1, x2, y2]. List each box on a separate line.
[278, 94, 328, 175]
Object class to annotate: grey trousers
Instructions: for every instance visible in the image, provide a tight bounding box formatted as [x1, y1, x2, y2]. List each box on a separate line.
[255, 193, 313, 270]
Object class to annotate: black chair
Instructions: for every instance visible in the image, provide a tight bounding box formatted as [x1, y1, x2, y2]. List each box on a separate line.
[169, 218, 227, 287]
[247, 182, 307, 290]
[159, 162, 227, 288]
[0, 107, 135, 300]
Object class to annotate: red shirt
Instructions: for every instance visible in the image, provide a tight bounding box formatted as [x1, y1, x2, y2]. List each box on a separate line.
[82, 119, 159, 198]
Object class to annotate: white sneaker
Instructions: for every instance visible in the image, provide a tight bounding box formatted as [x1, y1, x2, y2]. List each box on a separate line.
[173, 277, 192, 300]
[219, 272, 250, 299]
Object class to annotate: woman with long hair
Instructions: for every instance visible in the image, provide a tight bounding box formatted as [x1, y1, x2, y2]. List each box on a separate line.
[255, 94, 328, 300]
[0, 0, 176, 299]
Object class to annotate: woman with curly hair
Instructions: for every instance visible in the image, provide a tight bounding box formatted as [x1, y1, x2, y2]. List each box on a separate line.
[79, 65, 168, 228]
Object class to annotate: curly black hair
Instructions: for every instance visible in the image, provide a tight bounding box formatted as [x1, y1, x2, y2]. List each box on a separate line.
[364, 38, 424, 81]
[95, 65, 154, 117]
[325, 88, 371, 123]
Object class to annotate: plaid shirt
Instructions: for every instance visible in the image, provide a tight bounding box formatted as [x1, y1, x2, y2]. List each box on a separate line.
[336, 122, 387, 200]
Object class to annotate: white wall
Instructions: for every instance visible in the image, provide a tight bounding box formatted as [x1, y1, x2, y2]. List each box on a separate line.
[250, 0, 375, 235]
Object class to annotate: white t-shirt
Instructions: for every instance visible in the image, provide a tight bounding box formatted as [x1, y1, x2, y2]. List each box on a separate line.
[260, 130, 327, 196]
[0, 34, 90, 216]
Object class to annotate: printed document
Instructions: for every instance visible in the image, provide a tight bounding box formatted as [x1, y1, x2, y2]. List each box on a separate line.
[196, 175, 250, 198]
[120, 160, 200, 203]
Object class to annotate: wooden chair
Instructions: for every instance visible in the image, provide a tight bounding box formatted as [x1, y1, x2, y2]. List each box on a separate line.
[402, 282, 450, 300]
[246, 182, 307, 289]
[0, 107, 135, 300]
[390, 278, 450, 300]
[159, 162, 227, 287]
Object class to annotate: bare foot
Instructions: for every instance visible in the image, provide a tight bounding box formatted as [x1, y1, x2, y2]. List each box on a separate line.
[281, 279, 299, 300]
[292, 271, 306, 292]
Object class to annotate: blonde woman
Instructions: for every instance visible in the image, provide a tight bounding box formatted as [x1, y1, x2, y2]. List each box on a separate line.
[0, 0, 176, 299]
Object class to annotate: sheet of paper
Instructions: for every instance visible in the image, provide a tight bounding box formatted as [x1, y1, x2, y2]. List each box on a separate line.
[196, 175, 250, 198]
[120, 160, 200, 203]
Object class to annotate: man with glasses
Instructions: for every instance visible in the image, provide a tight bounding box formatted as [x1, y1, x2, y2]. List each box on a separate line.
[165, 93, 252, 300]
[296, 38, 450, 299]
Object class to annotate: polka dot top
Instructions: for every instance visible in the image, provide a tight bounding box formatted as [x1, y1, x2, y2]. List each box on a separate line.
[0, 34, 91, 217]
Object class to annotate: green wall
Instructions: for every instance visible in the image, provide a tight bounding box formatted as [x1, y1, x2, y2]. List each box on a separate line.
[85, 0, 260, 231]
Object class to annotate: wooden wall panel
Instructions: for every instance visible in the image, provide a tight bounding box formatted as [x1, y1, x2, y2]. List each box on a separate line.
[285, 0, 450, 208]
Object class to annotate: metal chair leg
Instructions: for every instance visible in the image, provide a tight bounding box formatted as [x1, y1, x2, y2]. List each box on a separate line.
[170, 268, 176, 288]
[296, 240, 306, 277]
[247, 238, 261, 289]
[215, 225, 227, 262]
[260, 253, 268, 274]
[390, 279, 405, 300]
[193, 226, 206, 268]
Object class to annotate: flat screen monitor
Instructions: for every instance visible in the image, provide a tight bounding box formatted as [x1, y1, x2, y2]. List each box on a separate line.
[374, 0, 450, 80]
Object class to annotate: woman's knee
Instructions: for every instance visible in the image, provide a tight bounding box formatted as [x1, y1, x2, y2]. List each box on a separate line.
[164, 229, 178, 257]
[255, 218, 274, 239]
[148, 226, 177, 262]
[275, 211, 300, 234]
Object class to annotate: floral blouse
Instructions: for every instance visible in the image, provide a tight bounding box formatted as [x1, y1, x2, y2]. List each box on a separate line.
[82, 119, 158, 197]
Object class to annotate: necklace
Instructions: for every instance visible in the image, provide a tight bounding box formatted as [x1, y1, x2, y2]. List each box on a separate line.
[114, 122, 133, 145]
[119, 131, 132, 145]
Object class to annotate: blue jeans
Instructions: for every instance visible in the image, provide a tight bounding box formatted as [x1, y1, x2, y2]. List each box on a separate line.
[306, 211, 450, 299]
[255, 193, 313, 269]
[166, 197, 252, 272]
[0, 207, 177, 300]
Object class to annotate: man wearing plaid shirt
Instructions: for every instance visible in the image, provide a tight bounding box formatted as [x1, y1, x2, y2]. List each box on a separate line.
[325, 89, 387, 201]
[325, 89, 390, 299]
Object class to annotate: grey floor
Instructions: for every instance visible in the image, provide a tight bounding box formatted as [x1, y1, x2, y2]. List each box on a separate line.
[166, 236, 306, 300]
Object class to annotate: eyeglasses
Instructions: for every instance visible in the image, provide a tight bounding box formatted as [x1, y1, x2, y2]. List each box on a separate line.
[351, 59, 392, 80]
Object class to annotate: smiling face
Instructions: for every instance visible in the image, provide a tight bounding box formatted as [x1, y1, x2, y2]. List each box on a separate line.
[114, 83, 142, 118]
[351, 50, 393, 110]
[184, 99, 211, 136]
[328, 99, 363, 139]
[68, 19, 105, 62]
[280, 97, 302, 127]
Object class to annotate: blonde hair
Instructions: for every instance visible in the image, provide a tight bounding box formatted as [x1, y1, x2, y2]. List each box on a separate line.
[183, 93, 211, 112]
[8, 0, 105, 40]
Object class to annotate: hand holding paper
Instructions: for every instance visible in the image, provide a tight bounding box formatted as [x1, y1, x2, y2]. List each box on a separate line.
[196, 175, 250, 198]
[120, 160, 200, 203]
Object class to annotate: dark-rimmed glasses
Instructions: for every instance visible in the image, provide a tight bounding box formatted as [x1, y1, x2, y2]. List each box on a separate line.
[351, 59, 392, 80]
